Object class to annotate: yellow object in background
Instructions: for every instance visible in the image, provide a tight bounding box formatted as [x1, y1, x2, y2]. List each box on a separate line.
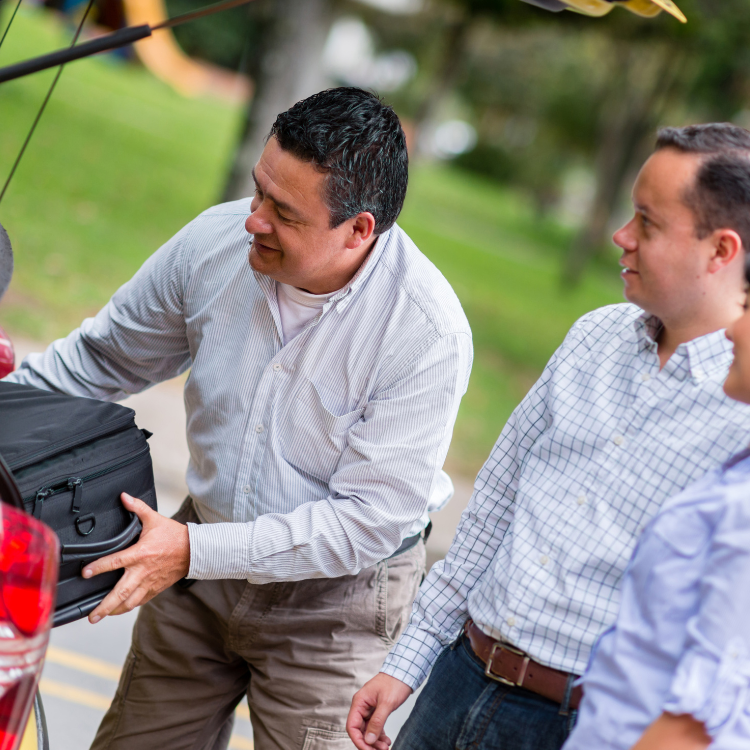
[564, 0, 687, 22]
[564, 0, 615, 16]
[619, 0, 662, 17]
[650, 0, 687, 22]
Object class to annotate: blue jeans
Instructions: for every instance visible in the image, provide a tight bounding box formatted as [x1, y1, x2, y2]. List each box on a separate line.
[393, 634, 578, 750]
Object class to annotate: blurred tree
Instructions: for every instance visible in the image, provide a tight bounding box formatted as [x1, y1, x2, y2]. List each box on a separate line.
[221, 0, 333, 201]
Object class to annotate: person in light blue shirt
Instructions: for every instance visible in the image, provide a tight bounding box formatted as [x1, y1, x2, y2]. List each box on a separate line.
[563, 189, 750, 750]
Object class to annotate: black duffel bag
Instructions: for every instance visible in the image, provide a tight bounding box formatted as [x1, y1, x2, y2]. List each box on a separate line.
[0, 381, 157, 626]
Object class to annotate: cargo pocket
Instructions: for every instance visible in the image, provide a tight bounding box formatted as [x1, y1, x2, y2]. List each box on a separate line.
[302, 726, 353, 749]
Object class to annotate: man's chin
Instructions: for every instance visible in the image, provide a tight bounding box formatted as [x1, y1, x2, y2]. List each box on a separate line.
[248, 245, 277, 272]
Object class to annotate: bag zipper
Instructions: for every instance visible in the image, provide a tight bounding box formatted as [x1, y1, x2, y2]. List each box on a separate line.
[8, 411, 135, 471]
[25, 445, 150, 519]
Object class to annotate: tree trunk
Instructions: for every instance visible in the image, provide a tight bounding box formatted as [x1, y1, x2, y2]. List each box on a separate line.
[413, 15, 471, 156]
[222, 0, 333, 201]
[564, 44, 687, 285]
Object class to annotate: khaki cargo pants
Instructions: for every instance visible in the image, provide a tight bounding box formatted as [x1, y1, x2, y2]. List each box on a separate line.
[90, 500, 425, 750]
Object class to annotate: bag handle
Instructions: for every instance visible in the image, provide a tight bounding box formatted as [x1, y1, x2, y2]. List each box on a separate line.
[0, 452, 24, 509]
[60, 512, 142, 561]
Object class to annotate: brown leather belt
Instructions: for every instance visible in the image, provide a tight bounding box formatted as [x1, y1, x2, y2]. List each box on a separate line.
[464, 620, 582, 710]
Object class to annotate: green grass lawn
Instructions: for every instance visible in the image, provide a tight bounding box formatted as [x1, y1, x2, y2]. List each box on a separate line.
[0, 8, 624, 476]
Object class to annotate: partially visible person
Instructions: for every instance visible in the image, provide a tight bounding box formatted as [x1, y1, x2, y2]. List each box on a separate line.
[563, 296, 750, 750]
[348, 123, 750, 750]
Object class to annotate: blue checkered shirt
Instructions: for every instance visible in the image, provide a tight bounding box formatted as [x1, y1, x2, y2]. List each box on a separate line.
[382, 304, 750, 686]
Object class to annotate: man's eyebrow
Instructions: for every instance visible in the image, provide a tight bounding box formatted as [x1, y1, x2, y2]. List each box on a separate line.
[251, 168, 302, 219]
[634, 202, 655, 220]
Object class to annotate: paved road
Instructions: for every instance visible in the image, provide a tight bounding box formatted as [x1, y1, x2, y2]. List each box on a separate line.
[13, 339, 470, 749]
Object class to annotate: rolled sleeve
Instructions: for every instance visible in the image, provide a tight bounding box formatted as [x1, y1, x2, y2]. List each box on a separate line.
[665, 634, 750, 735]
[662, 492, 750, 740]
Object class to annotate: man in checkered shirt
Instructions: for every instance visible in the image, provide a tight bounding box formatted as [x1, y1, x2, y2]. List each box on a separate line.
[348, 123, 750, 750]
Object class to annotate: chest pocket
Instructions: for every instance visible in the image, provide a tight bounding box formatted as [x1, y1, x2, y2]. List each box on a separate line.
[282, 378, 365, 482]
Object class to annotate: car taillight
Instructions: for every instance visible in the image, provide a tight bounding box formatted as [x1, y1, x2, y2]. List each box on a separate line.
[0, 504, 58, 750]
[0, 326, 13, 380]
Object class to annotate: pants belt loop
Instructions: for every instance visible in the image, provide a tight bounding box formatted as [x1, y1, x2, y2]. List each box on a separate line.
[559, 674, 575, 717]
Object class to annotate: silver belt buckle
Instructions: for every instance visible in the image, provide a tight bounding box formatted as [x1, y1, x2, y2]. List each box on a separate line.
[484, 641, 531, 687]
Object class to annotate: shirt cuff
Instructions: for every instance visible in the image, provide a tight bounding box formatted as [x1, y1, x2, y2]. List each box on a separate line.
[380, 623, 446, 691]
[664, 635, 750, 737]
[187, 521, 251, 579]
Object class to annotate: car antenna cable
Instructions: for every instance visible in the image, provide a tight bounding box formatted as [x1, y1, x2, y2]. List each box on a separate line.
[0, 0, 258, 207]
[0, 0, 96, 206]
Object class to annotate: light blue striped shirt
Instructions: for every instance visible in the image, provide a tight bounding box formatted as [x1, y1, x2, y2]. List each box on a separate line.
[565, 448, 750, 749]
[4, 200, 473, 582]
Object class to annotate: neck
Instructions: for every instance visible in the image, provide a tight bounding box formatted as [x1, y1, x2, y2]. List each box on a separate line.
[656, 295, 743, 369]
[301, 237, 377, 295]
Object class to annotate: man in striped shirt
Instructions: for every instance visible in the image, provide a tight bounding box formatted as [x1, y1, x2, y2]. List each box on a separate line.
[347, 124, 750, 750]
[5, 88, 473, 749]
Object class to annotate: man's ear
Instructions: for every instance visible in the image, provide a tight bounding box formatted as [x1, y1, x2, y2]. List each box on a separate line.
[345, 212, 377, 250]
[709, 228, 743, 273]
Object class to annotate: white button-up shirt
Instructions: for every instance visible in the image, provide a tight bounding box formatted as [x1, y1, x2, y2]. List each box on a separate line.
[565, 449, 750, 750]
[382, 304, 750, 688]
[5, 200, 473, 582]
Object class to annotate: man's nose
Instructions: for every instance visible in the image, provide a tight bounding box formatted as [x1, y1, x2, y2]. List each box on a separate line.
[245, 209, 273, 236]
[612, 219, 637, 252]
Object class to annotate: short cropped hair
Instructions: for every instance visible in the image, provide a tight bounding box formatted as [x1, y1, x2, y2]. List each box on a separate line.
[656, 123, 750, 281]
[269, 87, 408, 235]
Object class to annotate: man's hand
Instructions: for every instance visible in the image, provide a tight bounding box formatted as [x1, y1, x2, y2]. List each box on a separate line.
[82, 492, 190, 623]
[347, 672, 413, 750]
[631, 712, 711, 750]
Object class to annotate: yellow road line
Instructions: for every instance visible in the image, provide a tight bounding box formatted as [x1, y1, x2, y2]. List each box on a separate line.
[39, 677, 112, 712]
[40, 671, 252, 732]
[40, 677, 254, 749]
[45, 645, 122, 681]
[235, 702, 250, 720]
[229, 737, 254, 750]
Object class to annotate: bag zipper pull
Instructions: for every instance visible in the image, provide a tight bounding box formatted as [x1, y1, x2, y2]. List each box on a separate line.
[68, 477, 83, 513]
[34, 488, 52, 520]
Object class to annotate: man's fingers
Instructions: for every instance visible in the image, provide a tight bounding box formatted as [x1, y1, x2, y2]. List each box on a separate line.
[363, 705, 392, 747]
[120, 492, 155, 522]
[88, 571, 141, 623]
[82, 547, 136, 579]
[107, 585, 149, 617]
[347, 692, 378, 750]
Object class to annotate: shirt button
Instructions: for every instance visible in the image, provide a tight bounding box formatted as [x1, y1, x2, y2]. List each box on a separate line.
[242, 485, 251, 494]
[641, 372, 651, 382]
[255, 424, 264, 433]
[540, 555, 549, 565]
[613, 435, 624, 446]
[577, 494, 586, 506]
[272, 363, 282, 372]
[506, 616, 516, 627]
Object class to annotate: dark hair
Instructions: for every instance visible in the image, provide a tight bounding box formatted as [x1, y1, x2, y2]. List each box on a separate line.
[269, 87, 408, 235]
[656, 123, 750, 282]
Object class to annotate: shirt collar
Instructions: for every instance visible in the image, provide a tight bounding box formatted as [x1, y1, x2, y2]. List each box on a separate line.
[633, 311, 734, 384]
[253, 227, 391, 327]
